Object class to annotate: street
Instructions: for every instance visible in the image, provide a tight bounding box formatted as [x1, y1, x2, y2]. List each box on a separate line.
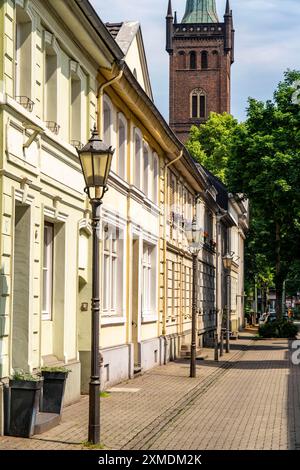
[1, 333, 300, 451]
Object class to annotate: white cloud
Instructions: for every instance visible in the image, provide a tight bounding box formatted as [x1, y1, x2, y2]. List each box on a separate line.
[91, 0, 300, 121]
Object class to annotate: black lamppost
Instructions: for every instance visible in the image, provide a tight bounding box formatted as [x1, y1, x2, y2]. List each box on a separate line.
[186, 217, 202, 378]
[223, 253, 234, 354]
[77, 125, 114, 445]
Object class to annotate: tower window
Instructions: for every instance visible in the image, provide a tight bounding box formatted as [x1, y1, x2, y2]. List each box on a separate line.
[201, 51, 208, 70]
[190, 51, 197, 70]
[190, 89, 206, 120]
[200, 95, 206, 118]
[192, 95, 198, 118]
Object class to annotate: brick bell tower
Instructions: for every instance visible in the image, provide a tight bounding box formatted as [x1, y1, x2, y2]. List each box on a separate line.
[166, 0, 234, 143]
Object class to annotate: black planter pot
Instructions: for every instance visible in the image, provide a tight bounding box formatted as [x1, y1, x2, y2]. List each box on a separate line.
[6, 379, 43, 438]
[40, 371, 68, 414]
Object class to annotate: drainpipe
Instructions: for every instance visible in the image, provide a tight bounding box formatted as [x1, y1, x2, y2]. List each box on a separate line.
[162, 150, 183, 364]
[97, 60, 124, 139]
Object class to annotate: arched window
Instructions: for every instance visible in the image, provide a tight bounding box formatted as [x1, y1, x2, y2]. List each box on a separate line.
[152, 153, 159, 205]
[134, 129, 142, 188]
[178, 51, 186, 69]
[117, 114, 127, 180]
[190, 51, 197, 70]
[201, 51, 208, 70]
[143, 143, 149, 197]
[211, 50, 219, 69]
[190, 88, 206, 119]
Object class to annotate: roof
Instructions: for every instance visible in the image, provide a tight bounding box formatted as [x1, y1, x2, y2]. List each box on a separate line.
[201, 166, 229, 211]
[182, 0, 219, 24]
[106, 21, 153, 100]
[106, 21, 140, 56]
[106, 22, 123, 40]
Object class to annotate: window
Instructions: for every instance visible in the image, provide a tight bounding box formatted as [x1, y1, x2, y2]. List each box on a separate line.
[142, 242, 157, 320]
[102, 225, 124, 317]
[70, 61, 86, 145]
[117, 115, 127, 179]
[71, 76, 81, 142]
[143, 144, 149, 197]
[178, 51, 186, 69]
[201, 51, 208, 69]
[192, 95, 198, 118]
[190, 51, 197, 70]
[44, 32, 59, 129]
[103, 101, 112, 145]
[42, 223, 54, 320]
[153, 153, 159, 205]
[190, 88, 206, 119]
[78, 231, 88, 271]
[134, 130, 142, 188]
[15, 7, 32, 103]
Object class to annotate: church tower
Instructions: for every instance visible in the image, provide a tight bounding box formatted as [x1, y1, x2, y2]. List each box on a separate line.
[166, 0, 234, 143]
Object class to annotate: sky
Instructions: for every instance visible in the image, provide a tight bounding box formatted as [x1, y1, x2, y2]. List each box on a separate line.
[91, 0, 300, 122]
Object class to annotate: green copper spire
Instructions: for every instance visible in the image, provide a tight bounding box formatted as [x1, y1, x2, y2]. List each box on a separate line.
[182, 0, 219, 23]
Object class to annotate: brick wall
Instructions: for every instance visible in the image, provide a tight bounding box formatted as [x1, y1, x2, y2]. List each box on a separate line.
[168, 30, 232, 143]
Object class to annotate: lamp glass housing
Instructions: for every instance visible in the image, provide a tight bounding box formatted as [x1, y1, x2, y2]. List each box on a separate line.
[186, 218, 202, 254]
[78, 126, 114, 198]
[223, 253, 234, 270]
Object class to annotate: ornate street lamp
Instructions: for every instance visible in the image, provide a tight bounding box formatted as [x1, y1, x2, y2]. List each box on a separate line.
[222, 252, 234, 354]
[186, 217, 202, 378]
[77, 125, 114, 445]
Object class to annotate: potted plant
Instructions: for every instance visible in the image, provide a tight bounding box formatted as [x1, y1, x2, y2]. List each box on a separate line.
[40, 366, 70, 415]
[5, 370, 43, 438]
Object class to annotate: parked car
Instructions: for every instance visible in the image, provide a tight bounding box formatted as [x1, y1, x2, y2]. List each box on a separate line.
[265, 311, 290, 324]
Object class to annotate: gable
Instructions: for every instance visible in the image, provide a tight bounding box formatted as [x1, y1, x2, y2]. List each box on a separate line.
[106, 21, 153, 101]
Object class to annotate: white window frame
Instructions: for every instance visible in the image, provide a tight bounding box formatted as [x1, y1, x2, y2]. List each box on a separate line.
[102, 223, 125, 320]
[42, 222, 54, 321]
[141, 241, 158, 322]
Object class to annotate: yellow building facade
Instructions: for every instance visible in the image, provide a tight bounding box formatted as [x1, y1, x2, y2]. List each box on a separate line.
[0, 0, 248, 435]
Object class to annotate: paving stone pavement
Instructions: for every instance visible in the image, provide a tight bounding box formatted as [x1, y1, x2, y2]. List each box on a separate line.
[1, 334, 300, 450]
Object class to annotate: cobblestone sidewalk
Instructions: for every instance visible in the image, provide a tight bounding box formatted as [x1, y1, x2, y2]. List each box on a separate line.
[1, 334, 299, 450]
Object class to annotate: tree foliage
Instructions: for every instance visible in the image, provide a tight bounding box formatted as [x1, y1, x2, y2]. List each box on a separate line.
[186, 112, 239, 183]
[187, 70, 300, 315]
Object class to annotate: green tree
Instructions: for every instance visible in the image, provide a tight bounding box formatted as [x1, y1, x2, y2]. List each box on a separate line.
[186, 112, 240, 183]
[228, 70, 300, 317]
[187, 70, 300, 318]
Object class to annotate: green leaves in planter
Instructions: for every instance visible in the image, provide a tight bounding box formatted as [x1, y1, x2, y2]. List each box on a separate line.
[11, 369, 41, 382]
[41, 366, 71, 373]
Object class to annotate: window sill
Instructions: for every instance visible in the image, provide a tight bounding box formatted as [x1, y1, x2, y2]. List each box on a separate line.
[142, 314, 158, 323]
[101, 315, 126, 326]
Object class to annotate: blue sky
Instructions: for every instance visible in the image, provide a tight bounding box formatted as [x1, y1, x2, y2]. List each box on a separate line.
[91, 0, 300, 122]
